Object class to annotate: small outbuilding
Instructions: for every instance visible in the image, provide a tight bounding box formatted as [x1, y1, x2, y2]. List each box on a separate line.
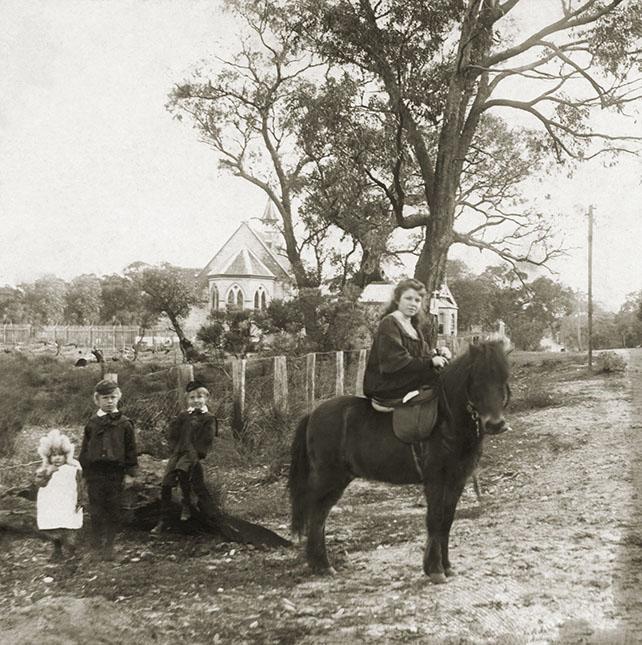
[359, 281, 459, 337]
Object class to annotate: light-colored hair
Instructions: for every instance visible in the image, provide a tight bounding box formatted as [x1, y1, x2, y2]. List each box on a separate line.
[381, 278, 427, 327]
[37, 429, 75, 466]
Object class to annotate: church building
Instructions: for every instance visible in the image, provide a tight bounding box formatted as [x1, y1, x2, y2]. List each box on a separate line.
[198, 200, 457, 338]
[200, 201, 295, 313]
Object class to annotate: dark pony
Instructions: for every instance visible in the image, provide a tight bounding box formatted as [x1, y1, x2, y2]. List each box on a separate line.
[288, 340, 510, 583]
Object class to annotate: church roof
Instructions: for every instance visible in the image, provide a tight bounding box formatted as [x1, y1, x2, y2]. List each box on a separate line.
[220, 248, 273, 277]
[201, 221, 293, 283]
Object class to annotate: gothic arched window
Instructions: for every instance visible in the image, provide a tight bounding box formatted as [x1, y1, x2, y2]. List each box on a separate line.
[227, 285, 244, 310]
[254, 286, 268, 311]
[211, 286, 219, 312]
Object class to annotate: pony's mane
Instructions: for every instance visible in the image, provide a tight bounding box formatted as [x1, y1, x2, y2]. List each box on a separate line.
[442, 340, 509, 393]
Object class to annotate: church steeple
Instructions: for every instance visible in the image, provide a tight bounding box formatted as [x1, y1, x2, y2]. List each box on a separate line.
[258, 199, 281, 253]
[261, 199, 278, 224]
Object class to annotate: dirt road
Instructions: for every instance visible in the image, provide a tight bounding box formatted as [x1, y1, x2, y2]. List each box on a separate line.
[1, 351, 641, 644]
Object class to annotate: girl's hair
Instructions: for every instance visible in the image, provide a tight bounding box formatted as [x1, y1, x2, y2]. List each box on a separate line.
[380, 278, 427, 326]
[37, 429, 75, 465]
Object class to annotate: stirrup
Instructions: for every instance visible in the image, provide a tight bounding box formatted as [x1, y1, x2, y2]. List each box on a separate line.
[371, 399, 394, 413]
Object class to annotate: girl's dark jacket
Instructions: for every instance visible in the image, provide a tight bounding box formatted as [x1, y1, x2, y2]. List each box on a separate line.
[363, 314, 439, 401]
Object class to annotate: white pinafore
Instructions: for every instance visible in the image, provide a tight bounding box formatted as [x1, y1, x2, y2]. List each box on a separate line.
[36, 461, 83, 530]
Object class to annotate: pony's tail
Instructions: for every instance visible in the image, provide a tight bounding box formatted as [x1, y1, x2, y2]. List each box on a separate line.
[288, 414, 310, 538]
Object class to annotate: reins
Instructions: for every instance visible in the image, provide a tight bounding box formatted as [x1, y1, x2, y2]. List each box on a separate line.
[441, 370, 482, 439]
[465, 401, 481, 438]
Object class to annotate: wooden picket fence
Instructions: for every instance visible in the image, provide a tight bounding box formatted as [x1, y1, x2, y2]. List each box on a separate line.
[0, 324, 197, 349]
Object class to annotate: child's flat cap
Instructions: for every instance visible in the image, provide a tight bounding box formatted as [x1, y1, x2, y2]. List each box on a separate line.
[186, 379, 207, 392]
[95, 379, 119, 394]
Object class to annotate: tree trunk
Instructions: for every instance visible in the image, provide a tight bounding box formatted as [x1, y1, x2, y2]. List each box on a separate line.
[414, 199, 454, 345]
[167, 313, 196, 363]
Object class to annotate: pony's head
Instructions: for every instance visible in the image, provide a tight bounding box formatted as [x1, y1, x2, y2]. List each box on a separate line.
[448, 340, 511, 435]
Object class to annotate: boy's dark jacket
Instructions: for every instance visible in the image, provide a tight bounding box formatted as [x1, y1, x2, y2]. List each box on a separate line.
[167, 410, 217, 461]
[79, 413, 138, 476]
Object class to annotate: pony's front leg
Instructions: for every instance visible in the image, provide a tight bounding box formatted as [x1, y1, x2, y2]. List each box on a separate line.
[422, 483, 448, 584]
[439, 479, 467, 578]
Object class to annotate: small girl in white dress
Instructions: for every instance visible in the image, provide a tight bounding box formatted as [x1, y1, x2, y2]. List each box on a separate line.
[35, 429, 83, 561]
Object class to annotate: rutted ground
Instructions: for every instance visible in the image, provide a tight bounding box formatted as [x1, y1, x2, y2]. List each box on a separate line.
[1, 351, 641, 644]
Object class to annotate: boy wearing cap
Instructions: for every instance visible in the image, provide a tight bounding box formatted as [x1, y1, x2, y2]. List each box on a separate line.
[151, 380, 217, 534]
[79, 379, 138, 559]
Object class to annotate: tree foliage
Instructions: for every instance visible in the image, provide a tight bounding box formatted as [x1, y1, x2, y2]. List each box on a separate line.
[171, 0, 642, 342]
[449, 260, 575, 349]
[20, 275, 67, 326]
[135, 264, 204, 361]
[100, 273, 156, 327]
[64, 274, 102, 325]
[300, 0, 641, 299]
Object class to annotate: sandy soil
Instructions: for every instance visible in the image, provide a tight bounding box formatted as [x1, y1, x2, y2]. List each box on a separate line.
[1, 350, 640, 644]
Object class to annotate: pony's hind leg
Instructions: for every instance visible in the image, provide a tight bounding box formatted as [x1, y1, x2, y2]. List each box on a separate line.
[305, 480, 350, 574]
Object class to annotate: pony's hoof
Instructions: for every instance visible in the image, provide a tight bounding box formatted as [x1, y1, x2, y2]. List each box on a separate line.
[444, 566, 456, 577]
[429, 572, 448, 584]
[310, 564, 336, 576]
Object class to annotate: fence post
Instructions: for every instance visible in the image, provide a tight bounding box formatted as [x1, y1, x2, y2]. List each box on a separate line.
[335, 351, 344, 396]
[355, 349, 367, 397]
[112, 325, 117, 351]
[232, 357, 246, 438]
[89, 326, 93, 348]
[305, 353, 316, 412]
[273, 355, 288, 416]
[175, 364, 194, 409]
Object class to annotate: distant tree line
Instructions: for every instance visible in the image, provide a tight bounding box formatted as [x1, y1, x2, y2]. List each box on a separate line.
[2, 259, 640, 355]
[447, 260, 642, 351]
[0, 263, 204, 361]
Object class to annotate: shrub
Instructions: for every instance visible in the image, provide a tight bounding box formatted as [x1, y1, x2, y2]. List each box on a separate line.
[510, 386, 561, 412]
[595, 351, 626, 373]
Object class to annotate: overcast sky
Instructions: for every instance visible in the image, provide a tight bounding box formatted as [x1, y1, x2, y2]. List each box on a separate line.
[1, 0, 640, 311]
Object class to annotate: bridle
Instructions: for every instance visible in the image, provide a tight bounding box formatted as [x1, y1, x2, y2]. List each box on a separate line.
[465, 381, 511, 438]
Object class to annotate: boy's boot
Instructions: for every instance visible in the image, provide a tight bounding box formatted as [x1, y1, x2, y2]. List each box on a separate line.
[102, 538, 115, 561]
[49, 539, 64, 563]
[180, 502, 192, 521]
[150, 519, 166, 535]
[101, 525, 116, 561]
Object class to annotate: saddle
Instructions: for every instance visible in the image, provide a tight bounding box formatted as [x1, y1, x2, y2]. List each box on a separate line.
[371, 386, 440, 443]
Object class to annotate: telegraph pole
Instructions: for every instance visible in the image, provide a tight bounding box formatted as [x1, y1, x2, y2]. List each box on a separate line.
[587, 205, 594, 369]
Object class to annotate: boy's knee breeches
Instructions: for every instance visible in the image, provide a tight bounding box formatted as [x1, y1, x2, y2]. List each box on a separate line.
[85, 468, 125, 522]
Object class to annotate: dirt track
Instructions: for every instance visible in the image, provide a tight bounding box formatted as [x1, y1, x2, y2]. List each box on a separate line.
[1, 350, 641, 644]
